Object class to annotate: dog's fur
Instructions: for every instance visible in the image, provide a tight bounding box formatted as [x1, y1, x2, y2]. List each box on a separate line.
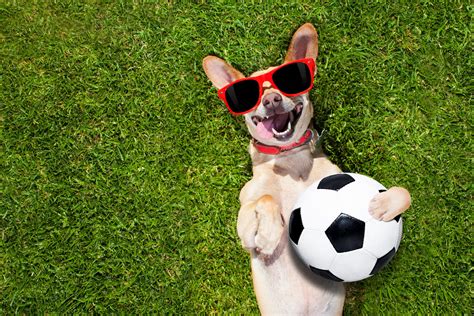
[203, 23, 411, 315]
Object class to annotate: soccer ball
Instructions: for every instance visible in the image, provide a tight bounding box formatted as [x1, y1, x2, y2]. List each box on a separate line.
[289, 173, 403, 282]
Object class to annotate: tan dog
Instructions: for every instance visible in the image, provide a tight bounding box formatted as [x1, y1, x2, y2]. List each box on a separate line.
[203, 23, 411, 315]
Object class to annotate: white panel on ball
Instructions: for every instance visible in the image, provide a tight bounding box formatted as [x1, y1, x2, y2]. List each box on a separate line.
[350, 173, 387, 192]
[364, 219, 400, 257]
[296, 229, 337, 270]
[297, 189, 341, 231]
[338, 183, 379, 222]
[331, 250, 377, 282]
[395, 218, 403, 250]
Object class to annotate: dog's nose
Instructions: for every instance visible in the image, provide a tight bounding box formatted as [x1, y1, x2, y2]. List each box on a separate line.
[262, 92, 282, 109]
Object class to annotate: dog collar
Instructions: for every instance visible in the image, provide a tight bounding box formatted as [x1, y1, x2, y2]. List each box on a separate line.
[252, 129, 315, 155]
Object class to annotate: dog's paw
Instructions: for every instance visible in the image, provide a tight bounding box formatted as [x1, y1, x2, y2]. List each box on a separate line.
[369, 187, 411, 221]
[254, 195, 284, 256]
[237, 203, 259, 250]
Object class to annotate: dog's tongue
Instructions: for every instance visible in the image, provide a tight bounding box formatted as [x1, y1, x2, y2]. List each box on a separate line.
[256, 113, 289, 139]
[256, 119, 274, 139]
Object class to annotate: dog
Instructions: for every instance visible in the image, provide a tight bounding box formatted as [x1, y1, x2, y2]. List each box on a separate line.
[203, 23, 411, 315]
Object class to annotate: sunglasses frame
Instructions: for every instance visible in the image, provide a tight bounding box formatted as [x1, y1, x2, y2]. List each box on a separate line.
[217, 58, 316, 115]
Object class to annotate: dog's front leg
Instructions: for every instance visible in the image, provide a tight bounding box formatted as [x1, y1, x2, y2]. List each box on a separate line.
[369, 187, 411, 221]
[237, 195, 284, 256]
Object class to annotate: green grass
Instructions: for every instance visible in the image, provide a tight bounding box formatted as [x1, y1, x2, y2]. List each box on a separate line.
[1, 1, 471, 314]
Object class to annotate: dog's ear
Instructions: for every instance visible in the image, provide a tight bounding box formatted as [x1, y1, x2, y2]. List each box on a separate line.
[285, 23, 318, 62]
[202, 56, 244, 89]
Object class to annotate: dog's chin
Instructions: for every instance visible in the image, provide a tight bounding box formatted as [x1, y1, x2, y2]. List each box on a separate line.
[246, 103, 308, 146]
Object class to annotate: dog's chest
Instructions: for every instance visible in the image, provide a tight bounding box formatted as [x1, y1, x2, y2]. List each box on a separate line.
[277, 175, 309, 221]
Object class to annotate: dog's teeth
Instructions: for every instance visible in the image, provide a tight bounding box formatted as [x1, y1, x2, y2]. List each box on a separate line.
[272, 121, 293, 136]
[272, 127, 284, 136]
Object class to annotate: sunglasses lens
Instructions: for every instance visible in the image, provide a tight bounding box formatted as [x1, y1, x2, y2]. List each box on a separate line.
[225, 79, 260, 114]
[272, 62, 312, 94]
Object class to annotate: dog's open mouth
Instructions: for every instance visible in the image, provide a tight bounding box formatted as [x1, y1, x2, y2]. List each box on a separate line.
[252, 104, 303, 141]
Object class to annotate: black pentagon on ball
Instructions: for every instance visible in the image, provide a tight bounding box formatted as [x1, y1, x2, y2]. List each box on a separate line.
[317, 173, 355, 191]
[370, 247, 396, 275]
[325, 213, 365, 253]
[289, 208, 304, 244]
[309, 265, 343, 282]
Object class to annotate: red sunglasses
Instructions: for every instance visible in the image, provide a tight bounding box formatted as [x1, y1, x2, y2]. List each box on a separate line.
[217, 58, 315, 115]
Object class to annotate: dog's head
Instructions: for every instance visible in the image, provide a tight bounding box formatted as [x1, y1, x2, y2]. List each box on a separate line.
[203, 23, 318, 147]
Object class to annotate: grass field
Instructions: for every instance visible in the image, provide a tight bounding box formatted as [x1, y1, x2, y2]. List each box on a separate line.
[1, 1, 471, 314]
